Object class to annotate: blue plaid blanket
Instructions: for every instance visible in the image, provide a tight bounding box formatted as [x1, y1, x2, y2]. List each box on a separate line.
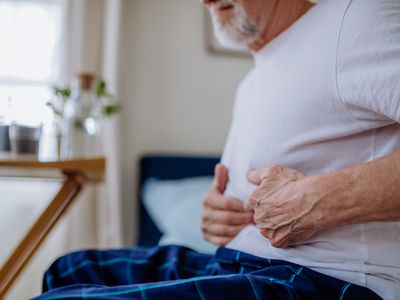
[34, 245, 381, 300]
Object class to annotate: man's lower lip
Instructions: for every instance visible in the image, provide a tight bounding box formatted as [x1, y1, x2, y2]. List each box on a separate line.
[217, 5, 234, 12]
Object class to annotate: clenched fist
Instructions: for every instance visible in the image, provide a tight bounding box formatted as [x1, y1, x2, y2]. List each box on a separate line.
[201, 163, 254, 246]
[245, 165, 320, 248]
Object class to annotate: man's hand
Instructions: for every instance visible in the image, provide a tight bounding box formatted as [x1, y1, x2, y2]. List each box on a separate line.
[245, 165, 321, 248]
[202, 163, 254, 246]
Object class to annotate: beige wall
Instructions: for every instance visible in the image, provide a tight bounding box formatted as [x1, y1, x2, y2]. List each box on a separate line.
[119, 0, 253, 244]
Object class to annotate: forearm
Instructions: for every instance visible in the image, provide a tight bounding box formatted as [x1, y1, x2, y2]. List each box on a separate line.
[309, 150, 400, 229]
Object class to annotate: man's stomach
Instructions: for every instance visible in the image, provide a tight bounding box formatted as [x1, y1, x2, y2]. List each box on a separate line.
[226, 224, 400, 298]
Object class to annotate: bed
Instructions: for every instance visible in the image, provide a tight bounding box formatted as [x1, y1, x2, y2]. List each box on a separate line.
[137, 154, 220, 248]
[38, 154, 380, 299]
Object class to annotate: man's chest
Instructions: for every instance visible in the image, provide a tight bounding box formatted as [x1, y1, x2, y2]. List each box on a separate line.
[235, 68, 344, 150]
[226, 64, 374, 180]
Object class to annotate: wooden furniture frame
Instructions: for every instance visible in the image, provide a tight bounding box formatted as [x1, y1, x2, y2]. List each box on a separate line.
[0, 158, 106, 299]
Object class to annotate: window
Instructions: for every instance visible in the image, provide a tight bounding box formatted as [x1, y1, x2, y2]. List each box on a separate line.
[0, 0, 64, 127]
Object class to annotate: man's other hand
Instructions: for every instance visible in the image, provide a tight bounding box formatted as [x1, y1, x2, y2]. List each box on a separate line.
[202, 163, 254, 246]
[246, 165, 320, 248]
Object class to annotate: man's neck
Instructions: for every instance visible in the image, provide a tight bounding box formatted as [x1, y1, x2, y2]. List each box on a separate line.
[249, 1, 315, 52]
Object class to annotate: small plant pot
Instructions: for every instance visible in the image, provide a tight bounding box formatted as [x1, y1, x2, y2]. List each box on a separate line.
[0, 124, 11, 153]
[9, 123, 42, 158]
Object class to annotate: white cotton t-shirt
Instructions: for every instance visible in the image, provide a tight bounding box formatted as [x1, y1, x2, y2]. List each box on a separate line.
[221, 0, 400, 299]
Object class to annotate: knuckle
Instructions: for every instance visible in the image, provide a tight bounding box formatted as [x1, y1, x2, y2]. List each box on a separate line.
[226, 226, 237, 236]
[249, 193, 259, 206]
[268, 165, 282, 177]
[286, 169, 299, 180]
[216, 237, 228, 246]
[253, 213, 263, 224]
[209, 236, 219, 246]
[222, 198, 231, 210]
[201, 209, 208, 220]
[220, 211, 231, 223]
[270, 238, 279, 247]
[269, 164, 281, 172]
[219, 227, 228, 236]
[214, 239, 223, 246]
[226, 227, 235, 236]
[249, 190, 256, 199]
[204, 194, 217, 207]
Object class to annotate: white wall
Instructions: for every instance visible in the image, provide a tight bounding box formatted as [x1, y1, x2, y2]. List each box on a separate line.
[119, 0, 253, 244]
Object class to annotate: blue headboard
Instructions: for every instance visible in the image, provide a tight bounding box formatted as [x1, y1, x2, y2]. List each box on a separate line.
[137, 154, 220, 247]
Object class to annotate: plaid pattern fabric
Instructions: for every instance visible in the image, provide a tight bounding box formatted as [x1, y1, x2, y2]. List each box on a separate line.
[34, 246, 381, 300]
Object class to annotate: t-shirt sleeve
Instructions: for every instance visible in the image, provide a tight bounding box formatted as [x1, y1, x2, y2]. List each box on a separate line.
[337, 0, 400, 125]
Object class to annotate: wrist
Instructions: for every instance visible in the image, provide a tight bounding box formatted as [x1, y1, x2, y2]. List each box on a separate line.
[303, 169, 364, 230]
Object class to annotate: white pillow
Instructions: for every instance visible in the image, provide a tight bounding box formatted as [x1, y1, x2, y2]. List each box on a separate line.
[142, 176, 217, 254]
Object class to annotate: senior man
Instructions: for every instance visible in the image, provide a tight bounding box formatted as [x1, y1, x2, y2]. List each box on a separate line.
[36, 0, 398, 299]
[201, 0, 400, 300]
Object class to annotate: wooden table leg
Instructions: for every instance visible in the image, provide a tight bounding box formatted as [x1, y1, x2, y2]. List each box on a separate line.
[0, 173, 84, 298]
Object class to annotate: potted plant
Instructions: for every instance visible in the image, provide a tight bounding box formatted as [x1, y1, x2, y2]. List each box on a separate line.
[47, 76, 120, 158]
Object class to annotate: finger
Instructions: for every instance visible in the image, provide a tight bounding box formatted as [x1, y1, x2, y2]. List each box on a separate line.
[260, 228, 291, 248]
[245, 186, 266, 211]
[244, 198, 256, 211]
[243, 199, 254, 212]
[203, 232, 232, 247]
[202, 223, 246, 238]
[203, 194, 247, 212]
[246, 166, 272, 185]
[202, 207, 254, 225]
[247, 165, 282, 185]
[247, 165, 305, 186]
[212, 163, 229, 193]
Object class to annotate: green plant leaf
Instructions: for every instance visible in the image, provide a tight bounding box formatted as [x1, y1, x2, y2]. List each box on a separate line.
[53, 86, 71, 100]
[102, 104, 120, 117]
[96, 80, 112, 98]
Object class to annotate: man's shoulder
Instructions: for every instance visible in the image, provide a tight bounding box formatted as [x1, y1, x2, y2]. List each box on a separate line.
[336, 0, 400, 125]
[338, 0, 400, 53]
[346, 0, 400, 12]
[342, 0, 400, 32]
[315, 0, 399, 27]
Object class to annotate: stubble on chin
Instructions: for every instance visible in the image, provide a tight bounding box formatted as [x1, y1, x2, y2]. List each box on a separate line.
[209, 2, 260, 51]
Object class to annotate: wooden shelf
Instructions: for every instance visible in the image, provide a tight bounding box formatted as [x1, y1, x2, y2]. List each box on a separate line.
[0, 157, 106, 181]
[0, 157, 106, 298]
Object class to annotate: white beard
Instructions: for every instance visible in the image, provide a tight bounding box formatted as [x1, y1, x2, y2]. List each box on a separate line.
[209, 1, 260, 51]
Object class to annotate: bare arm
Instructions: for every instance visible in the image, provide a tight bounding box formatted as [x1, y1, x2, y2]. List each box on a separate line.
[311, 150, 400, 228]
[245, 150, 400, 248]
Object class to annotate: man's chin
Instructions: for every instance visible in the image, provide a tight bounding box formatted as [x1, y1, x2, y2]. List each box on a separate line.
[213, 30, 251, 52]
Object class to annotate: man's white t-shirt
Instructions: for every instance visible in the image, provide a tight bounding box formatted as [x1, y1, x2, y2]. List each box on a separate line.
[221, 0, 400, 299]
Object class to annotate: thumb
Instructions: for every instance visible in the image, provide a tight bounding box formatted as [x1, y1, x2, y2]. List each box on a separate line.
[213, 163, 228, 193]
